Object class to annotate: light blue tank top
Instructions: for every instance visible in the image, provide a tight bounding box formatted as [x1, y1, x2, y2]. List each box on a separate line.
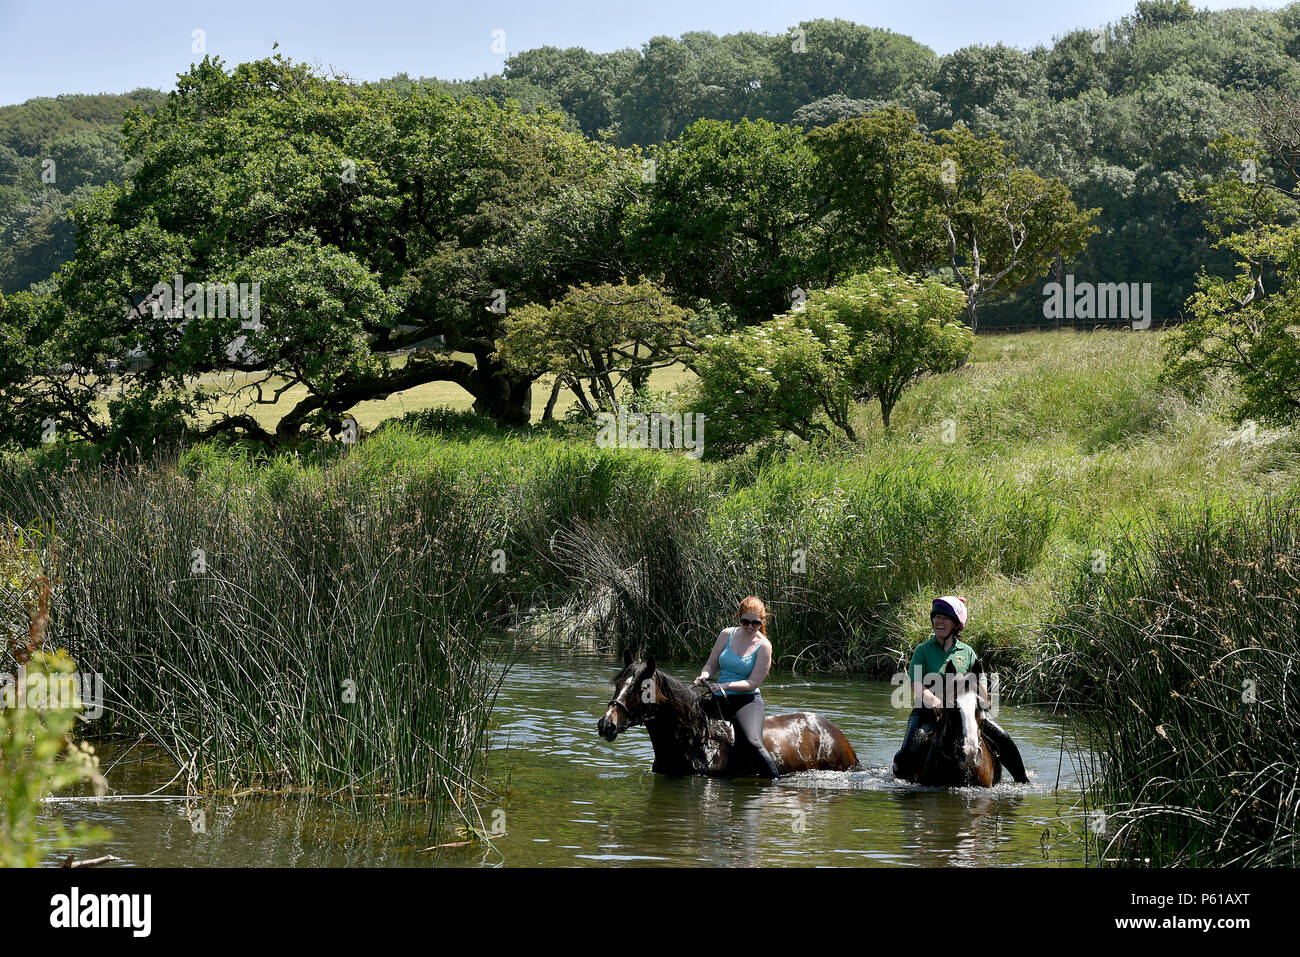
[717, 627, 758, 693]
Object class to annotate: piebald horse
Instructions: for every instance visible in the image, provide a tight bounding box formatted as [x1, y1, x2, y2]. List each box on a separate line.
[895, 659, 1004, 787]
[597, 652, 858, 776]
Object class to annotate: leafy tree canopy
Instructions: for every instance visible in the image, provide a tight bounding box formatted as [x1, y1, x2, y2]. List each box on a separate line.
[1, 55, 641, 449]
[495, 277, 700, 417]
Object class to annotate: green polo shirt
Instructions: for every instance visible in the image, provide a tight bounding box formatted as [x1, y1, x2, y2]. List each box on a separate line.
[909, 635, 977, 693]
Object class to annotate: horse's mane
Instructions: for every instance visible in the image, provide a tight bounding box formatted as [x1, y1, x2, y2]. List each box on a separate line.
[618, 664, 708, 729]
[651, 668, 705, 717]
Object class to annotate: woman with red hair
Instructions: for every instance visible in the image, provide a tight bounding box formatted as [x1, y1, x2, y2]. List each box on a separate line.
[693, 596, 781, 778]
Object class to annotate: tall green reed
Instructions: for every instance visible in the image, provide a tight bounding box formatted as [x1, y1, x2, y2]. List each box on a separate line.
[0, 448, 513, 838]
[1038, 494, 1300, 866]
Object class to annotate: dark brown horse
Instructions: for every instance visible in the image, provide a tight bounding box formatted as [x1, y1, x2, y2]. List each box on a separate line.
[894, 659, 1004, 787]
[597, 652, 858, 776]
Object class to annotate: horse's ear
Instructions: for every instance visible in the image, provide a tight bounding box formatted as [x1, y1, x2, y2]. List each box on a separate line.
[644, 655, 656, 677]
[945, 660, 957, 675]
[971, 659, 983, 675]
[623, 649, 633, 668]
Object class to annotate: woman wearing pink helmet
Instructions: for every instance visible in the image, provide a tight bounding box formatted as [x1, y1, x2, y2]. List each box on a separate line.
[891, 596, 1028, 782]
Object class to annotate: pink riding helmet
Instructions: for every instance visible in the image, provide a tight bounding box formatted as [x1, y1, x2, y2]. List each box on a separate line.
[931, 595, 968, 631]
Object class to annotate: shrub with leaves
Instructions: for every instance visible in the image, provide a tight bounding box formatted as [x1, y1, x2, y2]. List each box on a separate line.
[1162, 131, 1300, 426]
[0, 532, 106, 867]
[691, 267, 971, 451]
[692, 316, 841, 453]
[1, 650, 108, 867]
[802, 267, 971, 430]
[495, 278, 699, 416]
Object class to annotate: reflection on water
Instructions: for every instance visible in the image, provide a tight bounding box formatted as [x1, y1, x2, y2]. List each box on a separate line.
[45, 649, 1091, 867]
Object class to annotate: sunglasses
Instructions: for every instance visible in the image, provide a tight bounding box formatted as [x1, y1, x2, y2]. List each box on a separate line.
[740, 618, 762, 627]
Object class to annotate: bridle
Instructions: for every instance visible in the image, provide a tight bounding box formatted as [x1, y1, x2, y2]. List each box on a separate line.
[606, 673, 651, 728]
[606, 695, 638, 726]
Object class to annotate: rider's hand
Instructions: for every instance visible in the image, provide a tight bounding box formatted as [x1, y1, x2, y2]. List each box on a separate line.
[693, 675, 707, 686]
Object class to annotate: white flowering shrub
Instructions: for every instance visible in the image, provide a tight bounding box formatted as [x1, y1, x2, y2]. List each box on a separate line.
[691, 267, 971, 452]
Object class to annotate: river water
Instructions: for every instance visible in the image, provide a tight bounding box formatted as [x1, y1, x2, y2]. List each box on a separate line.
[44, 650, 1091, 866]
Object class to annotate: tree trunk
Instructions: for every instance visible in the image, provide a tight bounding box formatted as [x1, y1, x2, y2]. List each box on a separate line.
[470, 368, 532, 426]
[624, 366, 650, 396]
[1054, 251, 1063, 331]
[273, 352, 479, 444]
[542, 376, 565, 422]
[587, 343, 619, 412]
[953, 296, 978, 370]
[570, 378, 597, 415]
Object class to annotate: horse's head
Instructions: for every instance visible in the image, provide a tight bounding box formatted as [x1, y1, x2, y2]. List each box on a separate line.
[598, 650, 660, 742]
[935, 659, 986, 773]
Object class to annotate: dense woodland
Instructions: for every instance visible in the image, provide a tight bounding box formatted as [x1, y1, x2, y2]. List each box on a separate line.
[2, 0, 1300, 451]
[4, 2, 1299, 319]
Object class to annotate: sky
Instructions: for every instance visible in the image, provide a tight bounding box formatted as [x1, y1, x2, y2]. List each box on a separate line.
[0, 0, 1283, 106]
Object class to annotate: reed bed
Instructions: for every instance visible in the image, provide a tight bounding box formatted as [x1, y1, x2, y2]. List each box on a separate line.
[550, 446, 1056, 670]
[0, 451, 513, 838]
[0, 428, 729, 836]
[1037, 495, 1300, 866]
